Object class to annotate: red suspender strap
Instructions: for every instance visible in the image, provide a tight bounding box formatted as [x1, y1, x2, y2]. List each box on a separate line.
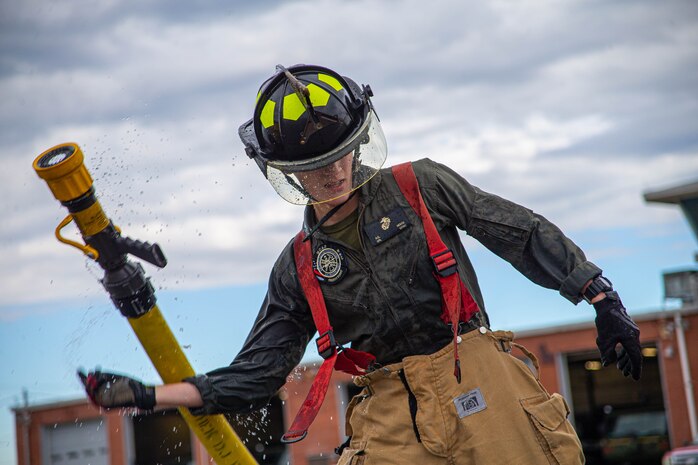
[392, 162, 480, 383]
[282, 231, 375, 443]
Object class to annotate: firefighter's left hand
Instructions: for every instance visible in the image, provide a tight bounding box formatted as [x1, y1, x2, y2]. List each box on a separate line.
[593, 292, 642, 380]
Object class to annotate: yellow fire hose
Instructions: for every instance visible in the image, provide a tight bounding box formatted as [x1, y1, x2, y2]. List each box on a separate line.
[33, 142, 258, 465]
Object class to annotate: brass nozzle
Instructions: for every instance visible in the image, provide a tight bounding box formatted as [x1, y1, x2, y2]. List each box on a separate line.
[33, 142, 93, 202]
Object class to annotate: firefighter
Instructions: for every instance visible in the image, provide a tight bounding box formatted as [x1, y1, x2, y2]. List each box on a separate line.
[81, 64, 642, 465]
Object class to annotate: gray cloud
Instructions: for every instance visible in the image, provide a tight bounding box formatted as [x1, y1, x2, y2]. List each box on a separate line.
[1, 0, 697, 315]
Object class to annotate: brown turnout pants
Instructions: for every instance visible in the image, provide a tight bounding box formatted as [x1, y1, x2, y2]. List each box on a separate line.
[338, 328, 585, 465]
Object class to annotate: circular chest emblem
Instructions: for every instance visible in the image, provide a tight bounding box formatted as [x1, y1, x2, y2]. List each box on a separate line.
[313, 245, 347, 284]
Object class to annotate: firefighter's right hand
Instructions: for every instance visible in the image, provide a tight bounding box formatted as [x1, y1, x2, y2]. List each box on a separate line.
[78, 369, 156, 411]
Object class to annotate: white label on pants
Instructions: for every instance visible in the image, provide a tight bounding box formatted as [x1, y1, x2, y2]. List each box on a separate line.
[454, 388, 487, 418]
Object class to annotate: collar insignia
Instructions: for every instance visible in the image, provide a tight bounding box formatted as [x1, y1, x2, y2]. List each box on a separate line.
[363, 207, 412, 246]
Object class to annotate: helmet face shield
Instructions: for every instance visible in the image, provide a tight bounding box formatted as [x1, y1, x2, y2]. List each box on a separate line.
[265, 110, 387, 205]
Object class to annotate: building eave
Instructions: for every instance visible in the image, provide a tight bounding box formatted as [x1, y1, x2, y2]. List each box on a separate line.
[514, 305, 698, 339]
[644, 180, 698, 204]
[11, 397, 90, 414]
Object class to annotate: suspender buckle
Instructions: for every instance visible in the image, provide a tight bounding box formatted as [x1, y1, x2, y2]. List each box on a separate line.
[431, 249, 457, 277]
[316, 330, 338, 360]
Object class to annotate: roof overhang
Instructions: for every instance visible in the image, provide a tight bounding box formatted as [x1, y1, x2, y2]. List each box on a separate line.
[644, 180, 698, 204]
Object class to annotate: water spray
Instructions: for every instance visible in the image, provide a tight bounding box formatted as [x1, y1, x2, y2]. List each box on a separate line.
[33, 142, 258, 465]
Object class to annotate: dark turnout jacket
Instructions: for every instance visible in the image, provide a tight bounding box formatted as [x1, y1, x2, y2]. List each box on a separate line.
[186, 158, 601, 414]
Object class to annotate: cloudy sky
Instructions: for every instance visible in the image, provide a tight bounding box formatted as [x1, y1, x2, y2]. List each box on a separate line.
[1, 0, 697, 462]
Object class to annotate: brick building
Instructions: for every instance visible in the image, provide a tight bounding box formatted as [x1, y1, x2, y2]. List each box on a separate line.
[12, 305, 698, 465]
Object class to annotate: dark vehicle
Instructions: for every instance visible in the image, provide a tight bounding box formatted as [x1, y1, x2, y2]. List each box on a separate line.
[600, 410, 670, 465]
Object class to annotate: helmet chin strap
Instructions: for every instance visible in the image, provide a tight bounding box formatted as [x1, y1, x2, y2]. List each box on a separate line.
[302, 190, 358, 242]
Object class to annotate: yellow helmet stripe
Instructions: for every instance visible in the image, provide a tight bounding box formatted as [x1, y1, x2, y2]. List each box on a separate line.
[283, 93, 305, 121]
[318, 73, 343, 91]
[260, 99, 276, 128]
[307, 83, 330, 107]
[282, 84, 331, 121]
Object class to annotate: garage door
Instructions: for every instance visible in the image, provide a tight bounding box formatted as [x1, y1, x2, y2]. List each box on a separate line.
[566, 345, 668, 465]
[42, 418, 109, 465]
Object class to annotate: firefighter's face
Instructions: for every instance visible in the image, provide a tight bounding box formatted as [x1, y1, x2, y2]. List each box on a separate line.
[295, 152, 354, 206]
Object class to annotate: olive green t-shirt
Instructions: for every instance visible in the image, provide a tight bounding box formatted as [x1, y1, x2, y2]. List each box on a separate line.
[320, 208, 361, 251]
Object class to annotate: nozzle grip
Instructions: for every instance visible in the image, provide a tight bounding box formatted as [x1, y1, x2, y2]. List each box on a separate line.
[117, 236, 168, 268]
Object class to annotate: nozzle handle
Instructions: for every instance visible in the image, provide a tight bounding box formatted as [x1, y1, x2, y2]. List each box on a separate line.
[117, 236, 168, 268]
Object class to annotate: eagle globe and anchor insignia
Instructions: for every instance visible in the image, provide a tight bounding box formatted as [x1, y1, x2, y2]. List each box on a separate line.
[312, 245, 348, 284]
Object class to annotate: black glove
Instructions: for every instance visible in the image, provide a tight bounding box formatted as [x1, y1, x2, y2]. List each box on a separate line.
[78, 369, 156, 411]
[593, 292, 642, 380]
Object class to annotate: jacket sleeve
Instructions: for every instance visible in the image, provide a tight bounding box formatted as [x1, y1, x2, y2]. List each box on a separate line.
[414, 158, 601, 304]
[184, 245, 315, 414]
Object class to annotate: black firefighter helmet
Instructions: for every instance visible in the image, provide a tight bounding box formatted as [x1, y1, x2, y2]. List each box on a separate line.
[239, 64, 387, 205]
